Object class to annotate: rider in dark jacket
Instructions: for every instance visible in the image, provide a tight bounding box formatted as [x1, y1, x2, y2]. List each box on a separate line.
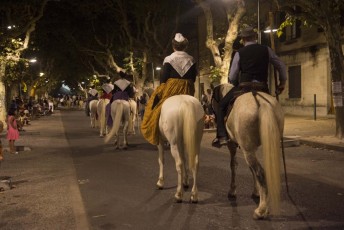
[212, 26, 287, 148]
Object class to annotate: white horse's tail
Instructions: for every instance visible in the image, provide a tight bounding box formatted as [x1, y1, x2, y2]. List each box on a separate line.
[181, 101, 203, 169]
[259, 103, 281, 215]
[104, 101, 123, 143]
[100, 100, 105, 128]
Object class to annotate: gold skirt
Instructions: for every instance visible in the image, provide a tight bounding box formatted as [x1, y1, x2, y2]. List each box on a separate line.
[140, 78, 195, 145]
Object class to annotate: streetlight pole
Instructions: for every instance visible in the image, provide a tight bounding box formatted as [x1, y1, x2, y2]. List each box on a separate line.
[152, 63, 155, 88]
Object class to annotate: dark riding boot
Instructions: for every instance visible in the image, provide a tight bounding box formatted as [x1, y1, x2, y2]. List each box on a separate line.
[211, 87, 239, 148]
[211, 136, 229, 148]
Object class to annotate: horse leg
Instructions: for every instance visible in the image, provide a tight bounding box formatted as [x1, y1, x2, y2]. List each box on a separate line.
[190, 151, 199, 203]
[113, 135, 119, 149]
[243, 151, 268, 220]
[99, 112, 104, 137]
[249, 167, 260, 199]
[91, 116, 94, 128]
[156, 142, 164, 189]
[227, 142, 238, 199]
[179, 147, 189, 190]
[122, 120, 129, 149]
[170, 143, 184, 203]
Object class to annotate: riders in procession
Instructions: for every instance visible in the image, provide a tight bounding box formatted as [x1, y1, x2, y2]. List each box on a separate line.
[140, 33, 197, 145]
[106, 71, 135, 126]
[100, 78, 114, 100]
[85, 84, 99, 116]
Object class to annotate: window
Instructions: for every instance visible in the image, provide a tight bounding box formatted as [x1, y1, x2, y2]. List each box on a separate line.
[288, 65, 301, 99]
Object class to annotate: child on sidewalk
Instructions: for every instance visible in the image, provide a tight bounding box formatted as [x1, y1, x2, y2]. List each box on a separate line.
[7, 108, 19, 154]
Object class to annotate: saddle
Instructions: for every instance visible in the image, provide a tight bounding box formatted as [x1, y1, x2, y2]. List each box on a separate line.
[225, 82, 269, 118]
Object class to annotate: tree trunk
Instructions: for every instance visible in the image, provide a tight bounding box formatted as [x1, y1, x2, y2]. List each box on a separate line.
[325, 32, 344, 139]
[196, 0, 246, 84]
[0, 63, 7, 125]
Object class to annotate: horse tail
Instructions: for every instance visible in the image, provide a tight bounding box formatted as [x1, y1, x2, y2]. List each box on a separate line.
[98, 100, 103, 129]
[181, 100, 203, 170]
[259, 103, 281, 215]
[100, 99, 108, 131]
[104, 101, 123, 143]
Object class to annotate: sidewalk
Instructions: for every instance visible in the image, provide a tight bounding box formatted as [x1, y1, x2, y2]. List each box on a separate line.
[283, 114, 344, 152]
[204, 114, 344, 152]
[0, 111, 88, 230]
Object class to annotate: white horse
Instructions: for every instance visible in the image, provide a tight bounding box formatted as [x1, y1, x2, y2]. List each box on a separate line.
[156, 95, 204, 203]
[89, 99, 99, 128]
[97, 98, 110, 137]
[212, 83, 284, 219]
[104, 100, 131, 149]
[128, 99, 137, 135]
[79, 99, 84, 109]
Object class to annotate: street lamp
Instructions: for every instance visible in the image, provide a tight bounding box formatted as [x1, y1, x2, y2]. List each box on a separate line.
[155, 67, 161, 86]
[264, 28, 277, 34]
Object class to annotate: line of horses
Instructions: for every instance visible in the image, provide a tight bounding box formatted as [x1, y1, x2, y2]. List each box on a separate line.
[86, 84, 284, 220]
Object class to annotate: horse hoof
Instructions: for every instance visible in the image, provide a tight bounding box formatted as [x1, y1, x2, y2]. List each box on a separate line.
[253, 209, 268, 220]
[190, 194, 198, 203]
[174, 198, 182, 203]
[227, 193, 236, 200]
[156, 186, 163, 190]
[190, 199, 198, 204]
[253, 212, 266, 220]
[174, 193, 183, 203]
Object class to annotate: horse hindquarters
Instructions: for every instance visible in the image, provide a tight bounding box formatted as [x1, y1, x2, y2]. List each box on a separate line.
[97, 99, 109, 136]
[158, 95, 204, 203]
[104, 101, 130, 149]
[90, 100, 98, 128]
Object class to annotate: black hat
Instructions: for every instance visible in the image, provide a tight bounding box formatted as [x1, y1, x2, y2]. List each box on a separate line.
[239, 27, 257, 38]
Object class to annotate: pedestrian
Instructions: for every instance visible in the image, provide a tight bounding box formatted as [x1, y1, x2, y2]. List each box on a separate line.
[141, 32, 197, 145]
[205, 88, 214, 115]
[212, 26, 287, 148]
[6, 108, 20, 154]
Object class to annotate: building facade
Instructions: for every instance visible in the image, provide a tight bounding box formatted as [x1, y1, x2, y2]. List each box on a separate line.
[197, 11, 342, 117]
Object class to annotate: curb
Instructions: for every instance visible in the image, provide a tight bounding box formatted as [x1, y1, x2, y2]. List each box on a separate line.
[298, 139, 344, 152]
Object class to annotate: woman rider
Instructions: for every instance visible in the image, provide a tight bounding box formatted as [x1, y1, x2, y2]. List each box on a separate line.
[141, 33, 197, 145]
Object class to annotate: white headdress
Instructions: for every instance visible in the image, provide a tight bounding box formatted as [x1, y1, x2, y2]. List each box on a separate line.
[174, 33, 186, 43]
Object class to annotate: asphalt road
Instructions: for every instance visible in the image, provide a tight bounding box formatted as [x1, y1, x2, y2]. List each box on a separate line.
[62, 110, 344, 230]
[1, 109, 343, 230]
